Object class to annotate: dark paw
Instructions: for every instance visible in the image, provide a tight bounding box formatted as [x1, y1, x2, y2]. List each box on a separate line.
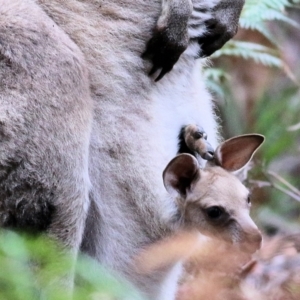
[142, 28, 188, 81]
[196, 0, 244, 58]
[198, 18, 234, 57]
[178, 125, 215, 161]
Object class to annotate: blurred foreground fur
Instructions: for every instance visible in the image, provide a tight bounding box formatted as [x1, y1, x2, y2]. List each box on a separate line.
[0, 229, 299, 299]
[242, 234, 300, 300]
[136, 231, 300, 300]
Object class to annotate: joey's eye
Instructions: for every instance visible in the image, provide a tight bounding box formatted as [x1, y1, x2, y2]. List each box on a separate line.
[205, 206, 223, 219]
[247, 195, 251, 204]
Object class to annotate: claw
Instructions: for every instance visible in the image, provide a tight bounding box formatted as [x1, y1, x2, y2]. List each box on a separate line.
[149, 65, 159, 76]
[203, 153, 214, 161]
[155, 69, 167, 82]
[155, 65, 174, 82]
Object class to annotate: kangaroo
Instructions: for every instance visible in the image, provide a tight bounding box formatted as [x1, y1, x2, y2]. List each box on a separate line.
[163, 133, 264, 250]
[0, 0, 245, 298]
[132, 131, 264, 300]
[132, 132, 264, 299]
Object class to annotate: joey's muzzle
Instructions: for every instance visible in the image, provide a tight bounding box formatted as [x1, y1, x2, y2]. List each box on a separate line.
[236, 214, 263, 253]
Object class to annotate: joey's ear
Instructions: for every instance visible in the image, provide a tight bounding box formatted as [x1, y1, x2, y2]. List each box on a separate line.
[163, 154, 200, 197]
[214, 134, 265, 172]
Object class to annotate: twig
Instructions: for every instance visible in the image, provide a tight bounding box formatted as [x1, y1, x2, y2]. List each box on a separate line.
[257, 170, 300, 202]
[267, 171, 300, 197]
[248, 180, 272, 189]
[272, 182, 300, 202]
[287, 122, 300, 132]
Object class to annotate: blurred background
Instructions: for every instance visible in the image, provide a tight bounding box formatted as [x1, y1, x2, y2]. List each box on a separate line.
[205, 0, 300, 237]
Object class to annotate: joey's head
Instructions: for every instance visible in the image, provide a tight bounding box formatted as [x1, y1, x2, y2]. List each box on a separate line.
[163, 134, 265, 253]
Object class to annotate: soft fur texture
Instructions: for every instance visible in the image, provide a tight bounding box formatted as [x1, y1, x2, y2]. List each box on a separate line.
[0, 0, 92, 249]
[0, 0, 244, 299]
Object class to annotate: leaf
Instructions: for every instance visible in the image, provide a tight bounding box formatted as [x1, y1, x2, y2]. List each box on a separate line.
[261, 10, 300, 29]
[212, 41, 283, 68]
[239, 19, 277, 45]
[239, 0, 300, 45]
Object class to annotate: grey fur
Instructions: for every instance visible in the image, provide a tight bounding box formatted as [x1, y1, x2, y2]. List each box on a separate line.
[0, 1, 92, 248]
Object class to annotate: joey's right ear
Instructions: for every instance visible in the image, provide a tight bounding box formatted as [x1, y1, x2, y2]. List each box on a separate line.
[163, 154, 200, 198]
[214, 134, 265, 172]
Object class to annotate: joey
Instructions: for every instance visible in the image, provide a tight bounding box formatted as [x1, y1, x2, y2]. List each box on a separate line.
[164, 133, 264, 253]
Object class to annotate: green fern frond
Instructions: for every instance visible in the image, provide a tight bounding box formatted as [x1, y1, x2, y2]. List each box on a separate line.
[239, 20, 277, 44]
[212, 41, 283, 68]
[203, 68, 230, 98]
[203, 68, 230, 83]
[239, 0, 300, 44]
[204, 0, 299, 98]
[242, 0, 291, 13]
[261, 10, 300, 28]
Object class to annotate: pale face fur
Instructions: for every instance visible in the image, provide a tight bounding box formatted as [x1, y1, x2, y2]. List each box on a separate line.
[163, 135, 264, 260]
[183, 167, 262, 252]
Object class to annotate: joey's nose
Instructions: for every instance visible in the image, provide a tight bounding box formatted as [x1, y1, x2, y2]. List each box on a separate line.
[251, 230, 263, 249]
[243, 229, 262, 254]
[237, 212, 263, 253]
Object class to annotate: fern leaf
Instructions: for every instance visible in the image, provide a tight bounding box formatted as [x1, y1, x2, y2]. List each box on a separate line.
[203, 69, 230, 99]
[239, 19, 277, 45]
[261, 10, 300, 29]
[212, 41, 283, 68]
[203, 68, 230, 83]
[239, 0, 300, 44]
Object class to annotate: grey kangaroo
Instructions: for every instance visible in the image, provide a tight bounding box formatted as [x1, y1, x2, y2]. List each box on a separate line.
[0, 0, 244, 299]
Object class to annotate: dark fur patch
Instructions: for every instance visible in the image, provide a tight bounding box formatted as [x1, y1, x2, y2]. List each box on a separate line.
[142, 27, 188, 81]
[0, 157, 56, 233]
[80, 199, 99, 257]
[177, 126, 195, 156]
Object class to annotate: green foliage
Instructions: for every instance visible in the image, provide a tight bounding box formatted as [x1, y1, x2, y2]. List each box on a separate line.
[240, 0, 300, 44]
[253, 87, 300, 163]
[0, 230, 143, 300]
[205, 0, 300, 231]
[252, 86, 300, 228]
[206, 0, 300, 74]
[212, 41, 283, 68]
[203, 68, 230, 99]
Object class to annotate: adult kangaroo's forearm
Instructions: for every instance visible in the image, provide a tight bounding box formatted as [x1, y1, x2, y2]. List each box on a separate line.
[144, 0, 245, 80]
[159, 0, 193, 27]
[143, 0, 193, 81]
[197, 0, 245, 57]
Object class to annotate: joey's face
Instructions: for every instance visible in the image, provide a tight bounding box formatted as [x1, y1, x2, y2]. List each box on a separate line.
[163, 134, 264, 254]
[184, 167, 262, 253]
